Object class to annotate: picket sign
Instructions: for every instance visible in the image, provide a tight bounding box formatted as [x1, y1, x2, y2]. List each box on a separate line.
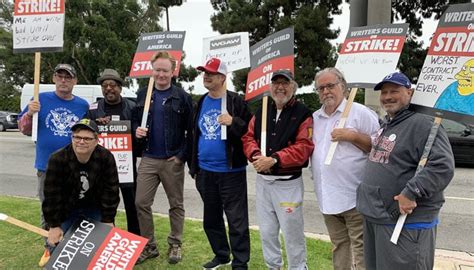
[140, 78, 155, 128]
[260, 96, 269, 157]
[324, 87, 358, 165]
[31, 52, 41, 141]
[0, 213, 48, 237]
[390, 116, 442, 244]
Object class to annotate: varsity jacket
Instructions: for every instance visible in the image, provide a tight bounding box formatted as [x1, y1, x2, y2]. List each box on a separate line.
[242, 97, 314, 177]
[42, 144, 120, 227]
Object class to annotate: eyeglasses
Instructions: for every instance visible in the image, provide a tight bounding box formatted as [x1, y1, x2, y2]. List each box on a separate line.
[101, 82, 119, 88]
[55, 73, 74, 82]
[316, 82, 339, 93]
[272, 80, 291, 87]
[72, 135, 96, 143]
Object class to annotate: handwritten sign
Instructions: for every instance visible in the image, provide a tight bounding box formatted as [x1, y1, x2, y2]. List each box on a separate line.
[13, 0, 65, 53]
[98, 121, 134, 184]
[129, 31, 186, 78]
[202, 32, 250, 72]
[335, 24, 408, 88]
[45, 218, 147, 270]
[410, 3, 474, 124]
[245, 27, 294, 101]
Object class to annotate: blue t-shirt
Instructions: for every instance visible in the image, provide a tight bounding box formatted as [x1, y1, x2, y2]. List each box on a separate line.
[434, 82, 474, 115]
[19, 91, 89, 171]
[197, 95, 244, 173]
[144, 87, 172, 158]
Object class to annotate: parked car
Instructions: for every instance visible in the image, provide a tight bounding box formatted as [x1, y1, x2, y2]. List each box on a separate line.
[0, 111, 19, 131]
[442, 119, 474, 166]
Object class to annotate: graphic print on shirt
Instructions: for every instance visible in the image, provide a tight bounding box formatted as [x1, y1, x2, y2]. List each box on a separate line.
[79, 170, 90, 199]
[199, 108, 221, 140]
[45, 107, 80, 137]
[369, 132, 396, 164]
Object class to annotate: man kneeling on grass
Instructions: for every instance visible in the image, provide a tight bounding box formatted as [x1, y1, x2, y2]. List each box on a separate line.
[40, 118, 120, 267]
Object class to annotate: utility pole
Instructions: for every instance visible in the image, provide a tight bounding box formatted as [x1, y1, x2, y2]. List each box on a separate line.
[349, 0, 391, 116]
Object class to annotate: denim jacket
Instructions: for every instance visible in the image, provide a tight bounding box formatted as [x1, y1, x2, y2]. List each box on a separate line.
[132, 84, 193, 163]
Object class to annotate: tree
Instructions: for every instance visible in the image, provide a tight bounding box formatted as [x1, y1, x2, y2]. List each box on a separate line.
[210, 0, 343, 93]
[0, 0, 197, 106]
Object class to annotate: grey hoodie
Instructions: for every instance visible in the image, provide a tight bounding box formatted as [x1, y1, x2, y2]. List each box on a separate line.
[356, 108, 454, 224]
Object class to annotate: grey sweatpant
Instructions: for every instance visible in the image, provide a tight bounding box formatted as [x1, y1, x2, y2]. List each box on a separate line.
[256, 174, 307, 270]
[363, 218, 436, 270]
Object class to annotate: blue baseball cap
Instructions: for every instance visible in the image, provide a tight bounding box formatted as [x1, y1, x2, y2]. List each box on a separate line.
[374, 72, 411, 90]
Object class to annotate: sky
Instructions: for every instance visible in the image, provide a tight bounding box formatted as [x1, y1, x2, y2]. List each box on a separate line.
[162, 0, 438, 94]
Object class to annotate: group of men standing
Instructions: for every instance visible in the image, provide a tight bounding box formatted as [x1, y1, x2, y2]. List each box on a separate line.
[19, 52, 454, 270]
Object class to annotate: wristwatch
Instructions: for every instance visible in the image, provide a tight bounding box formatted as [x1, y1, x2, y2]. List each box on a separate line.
[272, 157, 278, 166]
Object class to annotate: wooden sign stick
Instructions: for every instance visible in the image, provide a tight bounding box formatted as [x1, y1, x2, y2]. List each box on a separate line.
[32, 52, 41, 141]
[324, 87, 358, 165]
[140, 77, 155, 128]
[221, 81, 227, 140]
[260, 96, 268, 157]
[390, 116, 442, 244]
[0, 213, 48, 237]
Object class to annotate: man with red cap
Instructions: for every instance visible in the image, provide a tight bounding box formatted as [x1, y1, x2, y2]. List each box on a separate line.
[190, 57, 252, 270]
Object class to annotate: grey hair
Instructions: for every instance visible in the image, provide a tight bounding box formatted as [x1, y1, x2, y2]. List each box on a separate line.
[314, 67, 348, 91]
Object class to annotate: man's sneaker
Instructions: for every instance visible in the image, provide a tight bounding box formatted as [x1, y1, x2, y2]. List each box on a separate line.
[202, 257, 231, 269]
[135, 246, 159, 265]
[38, 249, 50, 267]
[167, 244, 182, 264]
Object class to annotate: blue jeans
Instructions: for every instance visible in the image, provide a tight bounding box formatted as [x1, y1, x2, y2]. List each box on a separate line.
[46, 207, 101, 252]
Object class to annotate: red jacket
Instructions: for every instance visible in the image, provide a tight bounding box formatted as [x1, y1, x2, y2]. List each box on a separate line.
[242, 98, 314, 176]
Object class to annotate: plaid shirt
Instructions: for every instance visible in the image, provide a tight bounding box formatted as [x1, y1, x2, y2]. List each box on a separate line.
[42, 144, 120, 227]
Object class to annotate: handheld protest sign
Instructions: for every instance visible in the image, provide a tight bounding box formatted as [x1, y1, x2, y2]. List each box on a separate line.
[245, 27, 294, 156]
[45, 218, 148, 270]
[129, 32, 185, 129]
[335, 23, 409, 88]
[390, 117, 442, 244]
[13, 0, 66, 141]
[129, 31, 186, 78]
[245, 27, 294, 102]
[202, 32, 251, 140]
[13, 0, 66, 53]
[0, 213, 48, 237]
[410, 3, 474, 125]
[325, 23, 409, 165]
[98, 121, 134, 184]
[202, 32, 251, 73]
[392, 3, 474, 243]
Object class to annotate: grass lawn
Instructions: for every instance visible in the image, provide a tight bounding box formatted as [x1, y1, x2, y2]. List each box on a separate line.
[0, 196, 332, 269]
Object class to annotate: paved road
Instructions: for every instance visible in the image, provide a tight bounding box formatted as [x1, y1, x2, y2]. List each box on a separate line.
[1, 131, 473, 253]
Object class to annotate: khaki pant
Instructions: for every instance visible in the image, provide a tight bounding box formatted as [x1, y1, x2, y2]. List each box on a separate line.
[323, 208, 365, 270]
[135, 157, 185, 247]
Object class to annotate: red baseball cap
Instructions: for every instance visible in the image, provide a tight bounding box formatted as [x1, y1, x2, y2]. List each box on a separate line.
[197, 58, 227, 75]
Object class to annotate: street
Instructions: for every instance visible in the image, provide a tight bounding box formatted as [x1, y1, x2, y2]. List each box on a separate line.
[0, 131, 473, 253]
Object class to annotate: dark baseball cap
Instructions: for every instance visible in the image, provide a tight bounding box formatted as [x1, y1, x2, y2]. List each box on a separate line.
[271, 69, 294, 81]
[374, 72, 411, 90]
[54, 64, 77, 78]
[72, 118, 99, 134]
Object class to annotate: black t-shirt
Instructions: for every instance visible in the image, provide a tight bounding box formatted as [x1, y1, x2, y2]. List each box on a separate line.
[104, 101, 124, 120]
[77, 163, 93, 208]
